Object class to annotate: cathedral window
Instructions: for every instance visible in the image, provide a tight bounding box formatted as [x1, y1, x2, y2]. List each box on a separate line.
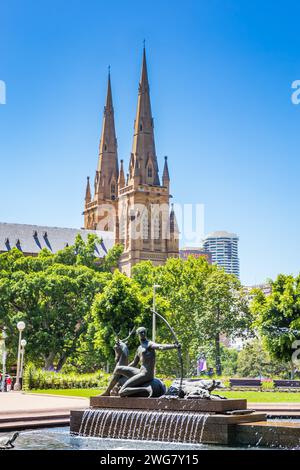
[120, 216, 126, 241]
[141, 212, 149, 240]
[147, 166, 153, 178]
[153, 214, 161, 240]
[111, 182, 116, 197]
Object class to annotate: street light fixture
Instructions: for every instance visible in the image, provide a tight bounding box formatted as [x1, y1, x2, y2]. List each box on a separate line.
[152, 285, 161, 342]
[20, 339, 27, 382]
[14, 321, 26, 391]
[1, 328, 7, 393]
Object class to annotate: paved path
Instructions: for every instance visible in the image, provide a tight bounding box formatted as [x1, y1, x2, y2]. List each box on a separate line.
[249, 402, 300, 417]
[0, 392, 87, 430]
[0, 391, 87, 415]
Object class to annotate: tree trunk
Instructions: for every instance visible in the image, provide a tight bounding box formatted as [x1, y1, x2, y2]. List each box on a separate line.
[186, 350, 191, 377]
[56, 354, 68, 372]
[215, 334, 222, 376]
[44, 352, 56, 370]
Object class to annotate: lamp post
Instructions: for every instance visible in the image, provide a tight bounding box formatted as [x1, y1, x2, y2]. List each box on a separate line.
[1, 328, 7, 393]
[14, 321, 25, 391]
[20, 339, 27, 383]
[152, 285, 161, 342]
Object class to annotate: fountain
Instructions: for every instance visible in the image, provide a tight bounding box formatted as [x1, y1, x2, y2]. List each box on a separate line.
[70, 318, 300, 448]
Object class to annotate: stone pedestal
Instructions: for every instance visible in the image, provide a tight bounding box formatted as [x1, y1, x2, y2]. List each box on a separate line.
[70, 397, 266, 446]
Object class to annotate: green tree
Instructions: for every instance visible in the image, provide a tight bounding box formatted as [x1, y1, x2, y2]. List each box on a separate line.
[198, 269, 250, 375]
[236, 338, 290, 378]
[132, 256, 211, 376]
[0, 260, 108, 370]
[91, 270, 146, 366]
[132, 258, 250, 377]
[251, 274, 300, 378]
[0, 235, 120, 370]
[52, 234, 123, 272]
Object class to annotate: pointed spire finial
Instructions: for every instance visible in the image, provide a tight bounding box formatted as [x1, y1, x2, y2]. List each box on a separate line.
[163, 155, 170, 186]
[105, 68, 113, 111]
[85, 176, 91, 203]
[118, 159, 125, 189]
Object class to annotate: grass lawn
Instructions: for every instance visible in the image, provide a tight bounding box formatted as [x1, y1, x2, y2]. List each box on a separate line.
[28, 388, 300, 403]
[217, 390, 300, 403]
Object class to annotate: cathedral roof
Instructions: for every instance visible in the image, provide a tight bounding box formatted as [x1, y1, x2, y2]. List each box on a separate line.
[0, 222, 114, 257]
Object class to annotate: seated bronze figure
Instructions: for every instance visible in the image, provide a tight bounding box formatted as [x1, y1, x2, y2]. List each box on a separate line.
[101, 326, 180, 398]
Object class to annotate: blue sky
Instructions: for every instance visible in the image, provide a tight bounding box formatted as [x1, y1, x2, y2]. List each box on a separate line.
[1, 0, 300, 285]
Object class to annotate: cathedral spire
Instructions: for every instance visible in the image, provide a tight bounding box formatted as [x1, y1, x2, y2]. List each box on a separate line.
[118, 159, 125, 190]
[130, 46, 160, 186]
[162, 156, 170, 187]
[97, 70, 119, 200]
[85, 176, 91, 203]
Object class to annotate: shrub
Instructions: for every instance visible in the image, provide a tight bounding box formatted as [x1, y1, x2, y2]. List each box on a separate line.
[23, 363, 109, 391]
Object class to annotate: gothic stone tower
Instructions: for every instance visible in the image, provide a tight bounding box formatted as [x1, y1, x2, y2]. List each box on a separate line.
[84, 48, 179, 275]
[83, 71, 119, 232]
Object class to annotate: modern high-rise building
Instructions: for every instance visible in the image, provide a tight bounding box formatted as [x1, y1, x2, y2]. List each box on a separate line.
[202, 231, 240, 278]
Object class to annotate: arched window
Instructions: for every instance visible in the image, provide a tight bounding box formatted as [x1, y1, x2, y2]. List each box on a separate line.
[120, 217, 126, 241]
[141, 212, 149, 240]
[111, 182, 116, 197]
[147, 166, 153, 178]
[153, 213, 161, 240]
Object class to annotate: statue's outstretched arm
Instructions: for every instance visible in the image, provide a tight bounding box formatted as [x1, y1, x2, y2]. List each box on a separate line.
[150, 342, 181, 351]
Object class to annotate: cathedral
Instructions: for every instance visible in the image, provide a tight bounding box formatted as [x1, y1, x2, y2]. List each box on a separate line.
[0, 48, 179, 275]
[83, 47, 179, 275]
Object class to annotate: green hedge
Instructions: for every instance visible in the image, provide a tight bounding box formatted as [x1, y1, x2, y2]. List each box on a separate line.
[23, 363, 110, 391]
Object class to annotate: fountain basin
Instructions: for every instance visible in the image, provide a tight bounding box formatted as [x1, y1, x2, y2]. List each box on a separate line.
[70, 397, 266, 446]
[233, 421, 300, 448]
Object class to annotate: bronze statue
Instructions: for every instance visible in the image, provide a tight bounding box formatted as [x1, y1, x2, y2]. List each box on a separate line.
[102, 326, 181, 398]
[100, 331, 131, 396]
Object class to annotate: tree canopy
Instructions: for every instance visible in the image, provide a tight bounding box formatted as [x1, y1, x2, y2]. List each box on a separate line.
[251, 274, 300, 377]
[0, 235, 122, 370]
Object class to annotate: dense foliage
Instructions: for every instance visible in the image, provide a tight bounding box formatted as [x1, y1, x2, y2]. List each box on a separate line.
[23, 362, 109, 390]
[132, 258, 250, 375]
[251, 274, 300, 377]
[0, 235, 122, 370]
[5, 235, 298, 380]
[236, 339, 290, 378]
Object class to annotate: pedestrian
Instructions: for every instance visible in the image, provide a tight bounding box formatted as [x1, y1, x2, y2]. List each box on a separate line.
[197, 354, 207, 376]
[6, 375, 12, 392]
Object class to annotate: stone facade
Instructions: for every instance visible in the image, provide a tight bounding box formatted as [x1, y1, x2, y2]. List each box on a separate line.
[83, 48, 179, 275]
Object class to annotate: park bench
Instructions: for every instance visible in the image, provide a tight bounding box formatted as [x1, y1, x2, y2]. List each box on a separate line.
[229, 378, 262, 390]
[273, 379, 300, 391]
